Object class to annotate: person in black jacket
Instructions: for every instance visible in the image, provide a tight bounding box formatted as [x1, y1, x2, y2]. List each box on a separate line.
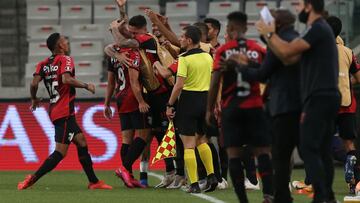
[232, 9, 301, 203]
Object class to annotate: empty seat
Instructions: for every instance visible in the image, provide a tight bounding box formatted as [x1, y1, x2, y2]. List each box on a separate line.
[27, 25, 62, 41]
[27, 3, 59, 34]
[127, 4, 160, 18]
[246, 20, 258, 38]
[25, 63, 37, 78]
[76, 74, 102, 83]
[246, 1, 277, 20]
[169, 21, 196, 36]
[60, 0, 92, 36]
[74, 60, 102, 75]
[207, 1, 240, 21]
[71, 24, 105, 41]
[94, 1, 118, 25]
[166, 1, 197, 21]
[280, 0, 300, 14]
[28, 41, 52, 63]
[70, 40, 104, 61]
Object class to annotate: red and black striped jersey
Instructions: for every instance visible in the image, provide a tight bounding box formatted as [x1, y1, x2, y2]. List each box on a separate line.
[213, 39, 266, 109]
[34, 55, 76, 122]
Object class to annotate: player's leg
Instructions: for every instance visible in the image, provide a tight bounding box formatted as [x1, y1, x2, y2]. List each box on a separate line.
[249, 108, 273, 201]
[337, 113, 359, 194]
[119, 111, 150, 188]
[18, 117, 70, 190]
[71, 117, 112, 189]
[139, 133, 153, 186]
[299, 95, 339, 202]
[242, 145, 258, 186]
[272, 113, 300, 203]
[167, 132, 187, 188]
[222, 107, 248, 203]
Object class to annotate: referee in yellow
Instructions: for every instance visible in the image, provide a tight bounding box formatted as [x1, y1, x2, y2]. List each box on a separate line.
[166, 25, 217, 193]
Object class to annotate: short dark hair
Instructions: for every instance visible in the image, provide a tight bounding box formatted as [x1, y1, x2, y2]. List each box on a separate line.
[193, 22, 209, 38]
[227, 11, 247, 26]
[129, 15, 147, 28]
[204, 18, 221, 32]
[183, 25, 201, 44]
[46, 32, 60, 52]
[304, 0, 324, 13]
[326, 16, 342, 37]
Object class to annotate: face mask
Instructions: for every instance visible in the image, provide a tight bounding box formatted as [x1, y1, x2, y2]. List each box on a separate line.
[298, 9, 309, 24]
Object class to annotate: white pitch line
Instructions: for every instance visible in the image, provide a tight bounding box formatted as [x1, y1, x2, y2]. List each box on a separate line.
[148, 172, 227, 203]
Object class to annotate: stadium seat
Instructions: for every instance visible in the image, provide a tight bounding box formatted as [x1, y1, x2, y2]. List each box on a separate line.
[94, 0, 118, 25]
[74, 60, 103, 75]
[246, 0, 277, 21]
[27, 25, 62, 41]
[280, 0, 300, 14]
[246, 20, 259, 39]
[166, 1, 197, 21]
[60, 0, 92, 36]
[127, 4, 160, 18]
[25, 62, 37, 78]
[26, 2, 59, 35]
[169, 20, 196, 37]
[207, 1, 240, 21]
[70, 40, 104, 61]
[71, 24, 105, 41]
[28, 41, 52, 63]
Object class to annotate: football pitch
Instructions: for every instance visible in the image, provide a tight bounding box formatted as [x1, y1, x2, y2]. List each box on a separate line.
[0, 168, 348, 203]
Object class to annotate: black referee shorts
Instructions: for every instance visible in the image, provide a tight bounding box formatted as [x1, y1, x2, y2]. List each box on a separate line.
[53, 116, 82, 145]
[336, 113, 357, 140]
[175, 90, 207, 136]
[221, 107, 270, 148]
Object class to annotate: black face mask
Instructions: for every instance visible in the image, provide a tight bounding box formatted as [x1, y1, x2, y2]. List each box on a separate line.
[298, 9, 310, 24]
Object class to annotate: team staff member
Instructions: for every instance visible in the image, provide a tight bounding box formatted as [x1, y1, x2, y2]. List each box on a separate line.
[18, 33, 112, 190]
[206, 12, 273, 203]
[238, 9, 301, 203]
[166, 26, 217, 193]
[257, 0, 340, 202]
[104, 20, 150, 188]
[327, 16, 360, 194]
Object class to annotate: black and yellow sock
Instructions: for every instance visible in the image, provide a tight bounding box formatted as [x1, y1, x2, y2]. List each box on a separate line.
[184, 149, 198, 184]
[197, 143, 214, 176]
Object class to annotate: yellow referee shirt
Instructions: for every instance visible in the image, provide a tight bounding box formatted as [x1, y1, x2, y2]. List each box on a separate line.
[177, 48, 213, 91]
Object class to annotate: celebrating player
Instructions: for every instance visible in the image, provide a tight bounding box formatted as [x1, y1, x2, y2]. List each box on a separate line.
[18, 33, 112, 190]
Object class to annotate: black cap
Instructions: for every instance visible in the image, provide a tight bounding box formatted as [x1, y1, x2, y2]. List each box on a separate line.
[46, 33, 60, 52]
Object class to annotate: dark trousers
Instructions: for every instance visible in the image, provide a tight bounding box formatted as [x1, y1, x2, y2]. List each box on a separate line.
[272, 112, 301, 203]
[299, 95, 340, 202]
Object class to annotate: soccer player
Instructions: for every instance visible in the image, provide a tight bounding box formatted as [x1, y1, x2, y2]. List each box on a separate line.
[18, 33, 112, 190]
[238, 9, 301, 202]
[204, 18, 221, 49]
[206, 12, 274, 202]
[257, 0, 340, 201]
[327, 16, 360, 194]
[166, 25, 217, 193]
[104, 20, 150, 188]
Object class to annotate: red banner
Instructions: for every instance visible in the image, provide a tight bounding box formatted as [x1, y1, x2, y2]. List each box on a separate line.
[0, 101, 164, 170]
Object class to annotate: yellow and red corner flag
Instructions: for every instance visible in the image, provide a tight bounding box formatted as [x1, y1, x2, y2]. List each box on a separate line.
[152, 121, 176, 165]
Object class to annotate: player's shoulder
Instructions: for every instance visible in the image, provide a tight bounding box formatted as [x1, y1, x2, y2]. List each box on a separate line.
[136, 33, 155, 43]
[217, 40, 237, 53]
[246, 39, 266, 53]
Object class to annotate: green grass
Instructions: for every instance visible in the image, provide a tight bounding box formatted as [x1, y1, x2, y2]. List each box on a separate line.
[1, 168, 348, 203]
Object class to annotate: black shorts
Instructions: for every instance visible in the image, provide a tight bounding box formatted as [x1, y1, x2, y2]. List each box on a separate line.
[336, 113, 357, 140]
[119, 110, 150, 131]
[147, 92, 170, 131]
[53, 116, 82, 144]
[175, 91, 207, 136]
[221, 107, 271, 148]
[205, 116, 220, 137]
